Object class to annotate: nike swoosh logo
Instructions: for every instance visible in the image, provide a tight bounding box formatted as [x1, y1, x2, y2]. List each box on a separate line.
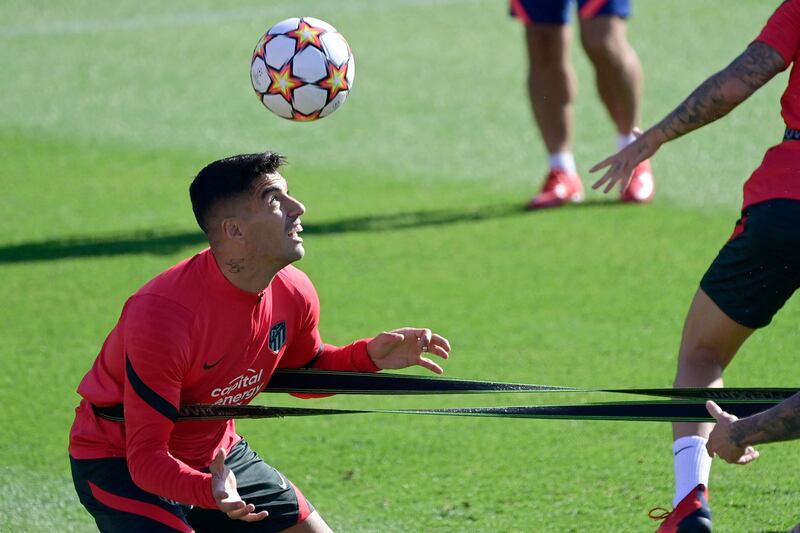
[202, 356, 225, 370]
[674, 445, 694, 456]
[276, 471, 288, 490]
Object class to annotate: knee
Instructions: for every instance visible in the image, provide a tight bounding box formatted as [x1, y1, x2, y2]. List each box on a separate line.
[675, 344, 731, 379]
[526, 29, 568, 70]
[580, 28, 623, 66]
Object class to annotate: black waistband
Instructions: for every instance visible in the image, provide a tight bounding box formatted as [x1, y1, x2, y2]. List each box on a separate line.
[92, 403, 125, 422]
[785, 128, 800, 141]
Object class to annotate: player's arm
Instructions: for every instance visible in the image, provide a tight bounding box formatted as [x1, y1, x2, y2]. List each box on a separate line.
[590, 42, 786, 193]
[653, 42, 785, 144]
[122, 297, 216, 508]
[706, 394, 800, 464]
[122, 296, 265, 521]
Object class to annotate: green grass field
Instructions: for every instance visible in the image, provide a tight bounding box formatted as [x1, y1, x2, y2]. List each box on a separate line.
[2, 1, 799, 531]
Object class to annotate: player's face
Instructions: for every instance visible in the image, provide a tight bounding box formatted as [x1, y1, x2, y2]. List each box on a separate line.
[241, 173, 305, 267]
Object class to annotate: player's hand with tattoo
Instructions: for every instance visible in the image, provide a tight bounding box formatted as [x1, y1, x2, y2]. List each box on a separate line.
[367, 327, 451, 374]
[705, 401, 760, 465]
[210, 448, 269, 522]
[590, 128, 664, 193]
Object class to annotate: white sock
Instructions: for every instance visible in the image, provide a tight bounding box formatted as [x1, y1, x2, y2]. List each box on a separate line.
[672, 436, 712, 507]
[617, 132, 637, 151]
[548, 151, 577, 174]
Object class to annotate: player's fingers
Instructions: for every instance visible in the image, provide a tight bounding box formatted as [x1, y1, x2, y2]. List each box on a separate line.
[224, 502, 253, 519]
[239, 510, 269, 522]
[591, 174, 609, 190]
[417, 356, 444, 375]
[603, 172, 621, 193]
[705, 401, 725, 421]
[426, 344, 449, 359]
[745, 446, 759, 461]
[210, 448, 226, 473]
[589, 156, 613, 173]
[415, 328, 432, 350]
[220, 500, 246, 514]
[732, 446, 758, 465]
[430, 333, 451, 353]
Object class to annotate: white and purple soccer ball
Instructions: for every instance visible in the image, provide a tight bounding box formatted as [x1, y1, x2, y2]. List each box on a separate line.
[251, 17, 355, 121]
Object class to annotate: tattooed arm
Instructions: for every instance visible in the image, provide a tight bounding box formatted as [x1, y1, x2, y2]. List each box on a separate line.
[654, 42, 786, 142]
[705, 394, 800, 465]
[590, 42, 786, 193]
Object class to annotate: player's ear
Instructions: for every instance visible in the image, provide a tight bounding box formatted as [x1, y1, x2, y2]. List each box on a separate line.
[221, 217, 244, 240]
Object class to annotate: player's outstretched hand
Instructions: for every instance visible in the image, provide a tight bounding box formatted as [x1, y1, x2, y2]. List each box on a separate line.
[367, 327, 450, 374]
[210, 448, 268, 522]
[590, 128, 660, 193]
[705, 401, 760, 465]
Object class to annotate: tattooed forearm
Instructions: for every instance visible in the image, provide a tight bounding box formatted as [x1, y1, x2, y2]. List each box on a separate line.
[655, 42, 785, 143]
[225, 258, 245, 273]
[728, 42, 786, 92]
[730, 392, 800, 447]
[656, 75, 730, 141]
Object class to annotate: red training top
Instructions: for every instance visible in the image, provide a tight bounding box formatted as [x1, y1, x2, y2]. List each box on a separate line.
[743, 0, 800, 208]
[69, 248, 378, 509]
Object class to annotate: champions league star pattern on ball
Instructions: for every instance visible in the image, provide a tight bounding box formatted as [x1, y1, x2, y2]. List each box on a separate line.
[251, 17, 355, 121]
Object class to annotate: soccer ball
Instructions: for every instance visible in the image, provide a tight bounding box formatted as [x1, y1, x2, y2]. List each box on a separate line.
[250, 17, 355, 121]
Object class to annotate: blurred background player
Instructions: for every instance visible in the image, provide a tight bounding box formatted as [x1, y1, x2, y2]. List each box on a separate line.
[511, 0, 654, 209]
[591, 1, 800, 530]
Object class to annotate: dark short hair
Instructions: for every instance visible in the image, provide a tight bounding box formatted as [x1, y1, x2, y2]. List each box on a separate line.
[189, 151, 286, 233]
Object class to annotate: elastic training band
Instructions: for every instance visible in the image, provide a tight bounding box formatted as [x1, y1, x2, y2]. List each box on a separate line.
[265, 369, 795, 402]
[177, 399, 778, 423]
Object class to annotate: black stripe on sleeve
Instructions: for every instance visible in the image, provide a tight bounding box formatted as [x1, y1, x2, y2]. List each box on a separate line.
[302, 346, 324, 369]
[125, 354, 178, 422]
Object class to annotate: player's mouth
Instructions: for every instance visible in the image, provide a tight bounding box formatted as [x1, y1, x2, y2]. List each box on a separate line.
[287, 221, 303, 242]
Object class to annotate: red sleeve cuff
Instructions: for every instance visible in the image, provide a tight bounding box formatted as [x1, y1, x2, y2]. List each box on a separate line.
[197, 474, 218, 509]
[349, 338, 380, 372]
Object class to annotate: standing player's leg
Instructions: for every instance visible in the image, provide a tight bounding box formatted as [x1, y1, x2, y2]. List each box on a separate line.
[512, 0, 585, 210]
[653, 292, 751, 533]
[655, 200, 800, 532]
[578, 1, 654, 203]
[672, 289, 753, 488]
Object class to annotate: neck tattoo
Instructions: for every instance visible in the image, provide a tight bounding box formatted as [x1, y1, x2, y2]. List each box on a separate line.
[226, 258, 245, 274]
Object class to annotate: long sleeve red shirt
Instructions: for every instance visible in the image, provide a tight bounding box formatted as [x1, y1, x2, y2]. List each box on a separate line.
[69, 248, 378, 509]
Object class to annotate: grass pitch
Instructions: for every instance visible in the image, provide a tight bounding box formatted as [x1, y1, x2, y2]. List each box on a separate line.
[1, 1, 799, 531]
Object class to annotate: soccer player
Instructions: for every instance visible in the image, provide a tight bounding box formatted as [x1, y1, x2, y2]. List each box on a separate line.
[68, 151, 451, 532]
[511, 0, 654, 209]
[590, 1, 800, 531]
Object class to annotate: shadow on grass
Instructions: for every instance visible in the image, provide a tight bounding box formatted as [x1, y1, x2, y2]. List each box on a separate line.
[0, 199, 622, 264]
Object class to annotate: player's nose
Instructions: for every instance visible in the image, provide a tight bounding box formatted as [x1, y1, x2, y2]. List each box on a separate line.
[286, 195, 305, 217]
